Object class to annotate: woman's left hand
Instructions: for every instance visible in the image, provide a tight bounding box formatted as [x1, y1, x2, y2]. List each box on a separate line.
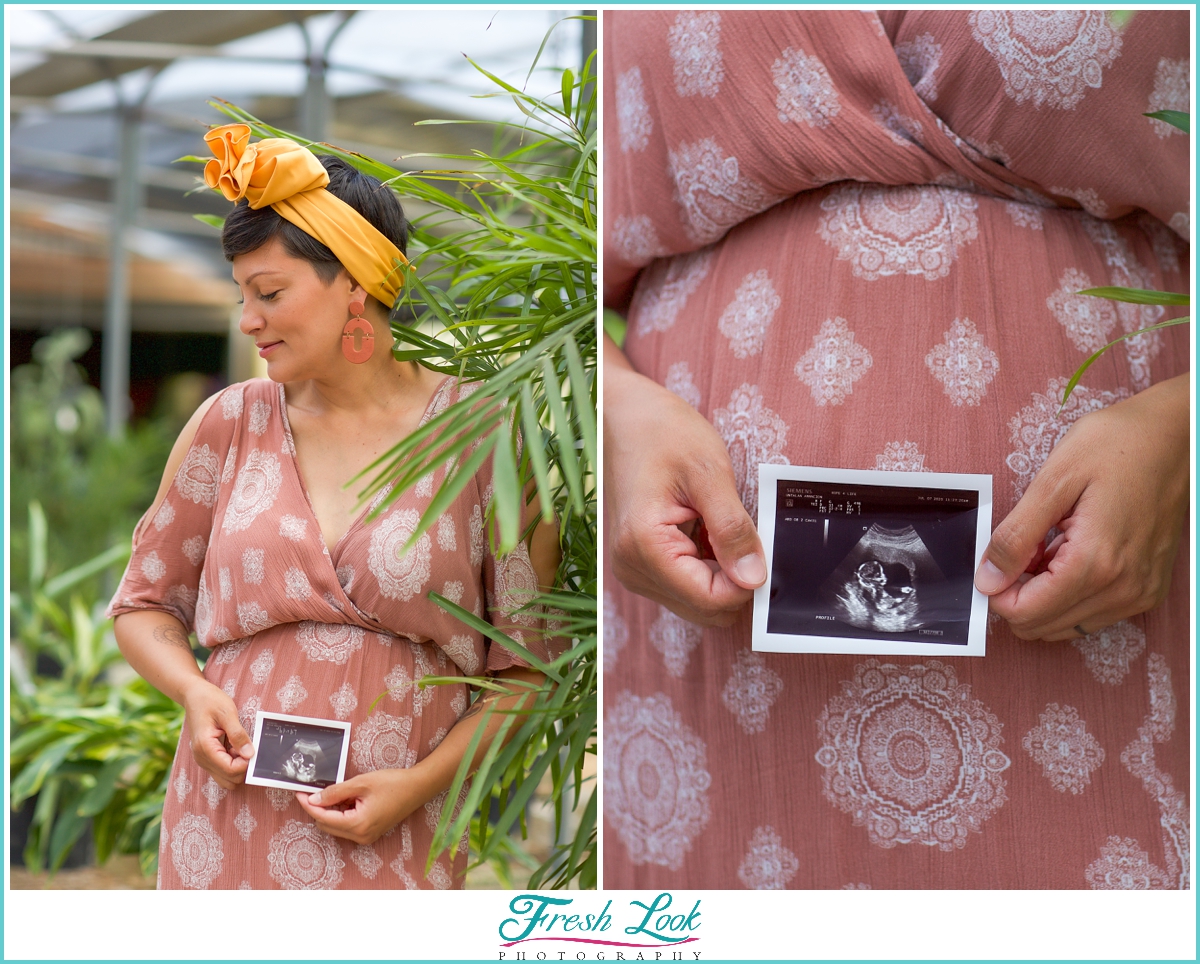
[296, 769, 430, 845]
[975, 372, 1189, 640]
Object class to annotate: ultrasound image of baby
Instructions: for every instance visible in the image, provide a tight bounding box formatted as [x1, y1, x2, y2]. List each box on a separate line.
[821, 525, 945, 632]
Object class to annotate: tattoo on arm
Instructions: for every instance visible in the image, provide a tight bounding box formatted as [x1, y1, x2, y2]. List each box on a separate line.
[152, 623, 194, 654]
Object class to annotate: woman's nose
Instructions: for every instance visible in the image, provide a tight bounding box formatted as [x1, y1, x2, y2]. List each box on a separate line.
[238, 305, 263, 337]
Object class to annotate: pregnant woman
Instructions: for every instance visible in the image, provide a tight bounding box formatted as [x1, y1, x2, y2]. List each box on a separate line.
[110, 124, 562, 889]
[603, 10, 1189, 888]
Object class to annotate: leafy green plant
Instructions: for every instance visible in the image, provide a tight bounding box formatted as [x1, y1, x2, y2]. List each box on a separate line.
[1062, 108, 1190, 408]
[10, 504, 180, 876]
[10, 329, 172, 600]
[192, 19, 597, 887]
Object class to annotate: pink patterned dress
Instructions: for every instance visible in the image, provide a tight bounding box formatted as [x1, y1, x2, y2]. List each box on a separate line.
[110, 376, 554, 889]
[604, 10, 1190, 889]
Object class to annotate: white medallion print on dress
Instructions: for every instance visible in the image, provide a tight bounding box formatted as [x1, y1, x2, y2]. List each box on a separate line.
[1147, 58, 1189, 138]
[649, 607, 702, 678]
[248, 399, 271, 436]
[181, 534, 207, 566]
[173, 769, 192, 804]
[1085, 836, 1172, 890]
[249, 648, 274, 684]
[631, 249, 713, 337]
[275, 675, 308, 712]
[153, 498, 175, 531]
[266, 787, 293, 812]
[352, 712, 416, 772]
[894, 33, 942, 102]
[1138, 213, 1181, 274]
[603, 591, 628, 673]
[141, 551, 166, 583]
[617, 67, 653, 153]
[222, 450, 283, 534]
[1115, 654, 1189, 890]
[737, 826, 799, 890]
[925, 317, 999, 406]
[1004, 202, 1044, 230]
[266, 820, 346, 890]
[817, 184, 979, 282]
[814, 660, 1010, 851]
[368, 507, 432, 602]
[241, 546, 265, 584]
[1168, 211, 1189, 241]
[175, 445, 220, 507]
[170, 812, 224, 889]
[611, 215, 666, 265]
[968, 10, 1122, 110]
[667, 12, 723, 98]
[605, 691, 712, 870]
[1077, 217, 1164, 392]
[328, 682, 358, 720]
[221, 446, 237, 484]
[1072, 620, 1146, 685]
[794, 317, 873, 406]
[1022, 703, 1104, 794]
[235, 601, 271, 636]
[278, 514, 307, 541]
[870, 101, 922, 147]
[200, 776, 227, 810]
[669, 139, 777, 245]
[1046, 267, 1118, 353]
[295, 621, 365, 665]
[875, 441, 926, 472]
[221, 384, 244, 419]
[718, 269, 782, 359]
[711, 383, 790, 522]
[351, 844, 383, 880]
[664, 361, 702, 409]
[1005, 377, 1131, 499]
[722, 649, 784, 735]
[771, 47, 840, 128]
[234, 803, 257, 842]
[1050, 185, 1108, 218]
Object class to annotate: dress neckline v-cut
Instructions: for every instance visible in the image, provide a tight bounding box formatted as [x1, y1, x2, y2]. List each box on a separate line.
[274, 374, 454, 560]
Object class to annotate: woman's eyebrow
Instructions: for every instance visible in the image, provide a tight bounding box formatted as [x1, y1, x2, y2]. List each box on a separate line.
[233, 269, 286, 284]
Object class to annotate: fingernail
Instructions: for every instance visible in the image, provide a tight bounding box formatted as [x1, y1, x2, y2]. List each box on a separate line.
[241, 745, 254, 758]
[975, 559, 1005, 594]
[307, 792, 322, 805]
[733, 554, 766, 587]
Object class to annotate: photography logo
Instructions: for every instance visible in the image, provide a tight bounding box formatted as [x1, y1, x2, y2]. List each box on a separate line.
[498, 893, 702, 960]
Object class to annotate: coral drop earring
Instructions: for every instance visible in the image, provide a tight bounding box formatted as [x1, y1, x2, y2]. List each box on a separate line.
[341, 299, 375, 364]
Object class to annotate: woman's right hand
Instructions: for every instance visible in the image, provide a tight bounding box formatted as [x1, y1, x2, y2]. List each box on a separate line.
[181, 678, 254, 790]
[605, 335, 766, 626]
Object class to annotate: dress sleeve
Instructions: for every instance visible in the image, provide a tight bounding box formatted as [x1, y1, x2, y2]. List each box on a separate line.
[105, 388, 236, 634]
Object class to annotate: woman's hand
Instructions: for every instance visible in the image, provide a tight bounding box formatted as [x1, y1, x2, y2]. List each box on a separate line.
[605, 335, 766, 626]
[296, 770, 429, 846]
[975, 373, 1189, 640]
[180, 678, 254, 791]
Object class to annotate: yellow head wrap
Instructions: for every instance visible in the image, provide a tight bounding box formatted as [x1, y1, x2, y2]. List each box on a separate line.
[204, 123, 407, 308]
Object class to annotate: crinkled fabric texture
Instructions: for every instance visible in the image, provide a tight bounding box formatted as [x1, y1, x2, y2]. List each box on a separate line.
[110, 377, 559, 889]
[603, 10, 1190, 889]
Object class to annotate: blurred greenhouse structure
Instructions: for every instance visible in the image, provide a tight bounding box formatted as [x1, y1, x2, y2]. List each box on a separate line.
[10, 8, 586, 427]
[8, 7, 594, 890]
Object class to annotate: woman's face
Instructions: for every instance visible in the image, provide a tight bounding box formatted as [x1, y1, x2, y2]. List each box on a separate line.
[233, 236, 353, 383]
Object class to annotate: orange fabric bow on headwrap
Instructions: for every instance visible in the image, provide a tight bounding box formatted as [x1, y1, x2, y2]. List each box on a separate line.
[204, 123, 407, 308]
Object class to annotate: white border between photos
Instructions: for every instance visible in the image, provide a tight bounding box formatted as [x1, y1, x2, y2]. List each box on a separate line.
[753, 463, 991, 657]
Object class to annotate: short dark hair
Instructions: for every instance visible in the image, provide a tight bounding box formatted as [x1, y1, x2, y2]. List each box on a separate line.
[221, 154, 409, 288]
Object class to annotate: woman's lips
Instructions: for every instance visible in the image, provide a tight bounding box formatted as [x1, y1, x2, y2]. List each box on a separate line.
[257, 341, 282, 358]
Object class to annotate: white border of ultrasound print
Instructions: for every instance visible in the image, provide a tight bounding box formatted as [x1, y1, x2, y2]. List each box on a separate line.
[753, 464, 992, 657]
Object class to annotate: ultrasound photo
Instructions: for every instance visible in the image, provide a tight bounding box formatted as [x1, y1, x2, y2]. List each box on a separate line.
[753, 466, 991, 656]
[245, 712, 351, 792]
